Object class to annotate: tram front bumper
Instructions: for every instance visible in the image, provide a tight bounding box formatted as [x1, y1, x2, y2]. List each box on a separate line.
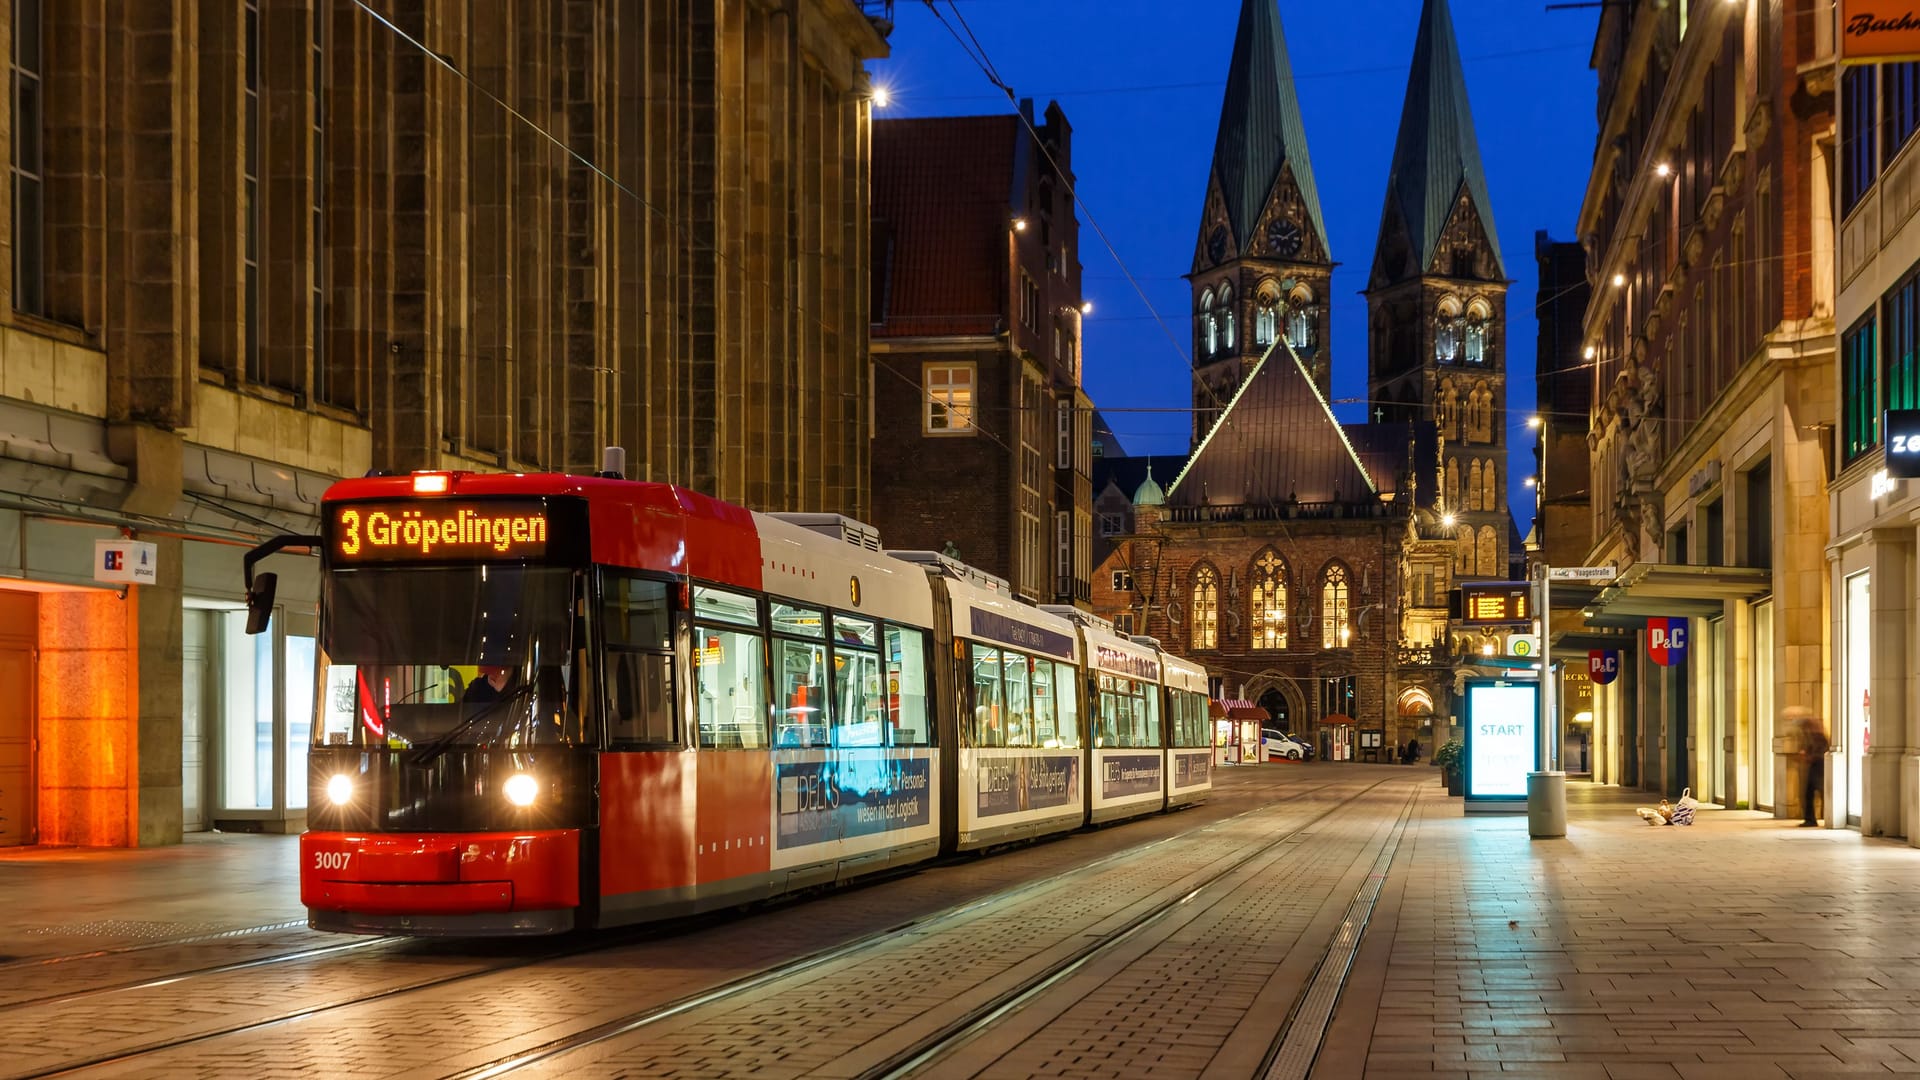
[300, 829, 580, 916]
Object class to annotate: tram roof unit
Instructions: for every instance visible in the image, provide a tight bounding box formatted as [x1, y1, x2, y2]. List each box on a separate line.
[753, 511, 937, 628]
[1039, 604, 1115, 635]
[885, 549, 1011, 595]
[892, 555, 1081, 664]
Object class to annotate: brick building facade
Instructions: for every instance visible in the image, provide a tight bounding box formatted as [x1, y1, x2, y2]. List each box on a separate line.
[1090, 0, 1510, 755]
[869, 103, 1095, 607]
[0, 0, 889, 847]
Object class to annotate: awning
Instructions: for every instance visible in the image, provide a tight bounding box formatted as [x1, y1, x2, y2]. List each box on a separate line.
[1579, 563, 1772, 628]
[1548, 629, 1636, 661]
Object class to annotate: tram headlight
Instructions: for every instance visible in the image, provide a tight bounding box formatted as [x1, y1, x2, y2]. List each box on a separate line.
[503, 772, 539, 807]
[325, 774, 354, 806]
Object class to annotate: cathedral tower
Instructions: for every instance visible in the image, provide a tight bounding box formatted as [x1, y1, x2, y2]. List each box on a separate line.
[1189, 0, 1333, 447]
[1365, 0, 1511, 579]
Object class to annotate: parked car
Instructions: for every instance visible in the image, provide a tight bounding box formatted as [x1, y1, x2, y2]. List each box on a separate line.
[1261, 728, 1312, 761]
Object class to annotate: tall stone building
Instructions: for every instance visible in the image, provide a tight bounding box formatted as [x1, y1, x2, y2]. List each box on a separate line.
[1571, 0, 1831, 813]
[1365, 0, 1513, 583]
[1186, 0, 1332, 443]
[1094, 0, 1521, 757]
[869, 103, 1096, 607]
[0, 0, 889, 847]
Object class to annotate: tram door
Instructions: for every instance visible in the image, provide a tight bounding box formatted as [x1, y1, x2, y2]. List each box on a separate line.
[0, 590, 37, 846]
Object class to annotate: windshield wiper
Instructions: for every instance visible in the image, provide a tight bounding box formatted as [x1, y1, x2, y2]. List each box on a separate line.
[405, 683, 538, 766]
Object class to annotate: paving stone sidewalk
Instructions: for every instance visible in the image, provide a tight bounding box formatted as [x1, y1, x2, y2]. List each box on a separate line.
[1319, 782, 1920, 1080]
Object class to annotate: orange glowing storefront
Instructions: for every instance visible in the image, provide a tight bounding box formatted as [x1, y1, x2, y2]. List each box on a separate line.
[0, 445, 327, 848]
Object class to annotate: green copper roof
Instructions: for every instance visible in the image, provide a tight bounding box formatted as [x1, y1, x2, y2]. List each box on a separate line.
[1208, 0, 1328, 255]
[1133, 471, 1166, 507]
[1379, 0, 1503, 277]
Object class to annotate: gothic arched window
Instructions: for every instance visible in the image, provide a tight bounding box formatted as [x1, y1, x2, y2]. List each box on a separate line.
[1320, 563, 1351, 649]
[1191, 564, 1219, 649]
[1468, 460, 1485, 511]
[1255, 289, 1279, 346]
[1456, 531, 1474, 573]
[1435, 296, 1462, 364]
[1220, 283, 1237, 349]
[1251, 550, 1288, 649]
[1464, 299, 1491, 364]
[1445, 459, 1460, 510]
[1199, 290, 1217, 357]
[1477, 526, 1500, 575]
[1285, 284, 1316, 348]
[1482, 461, 1499, 512]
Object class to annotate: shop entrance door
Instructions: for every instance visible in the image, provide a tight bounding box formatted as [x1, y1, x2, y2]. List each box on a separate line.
[181, 610, 211, 832]
[0, 590, 37, 846]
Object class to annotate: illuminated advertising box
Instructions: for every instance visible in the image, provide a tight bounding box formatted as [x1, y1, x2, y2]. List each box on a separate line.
[1464, 678, 1539, 808]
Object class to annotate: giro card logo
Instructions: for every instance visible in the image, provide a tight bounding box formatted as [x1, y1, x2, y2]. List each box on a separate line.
[1647, 618, 1688, 667]
[1588, 649, 1620, 685]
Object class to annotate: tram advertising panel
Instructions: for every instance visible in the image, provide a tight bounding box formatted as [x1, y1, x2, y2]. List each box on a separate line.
[1464, 678, 1539, 804]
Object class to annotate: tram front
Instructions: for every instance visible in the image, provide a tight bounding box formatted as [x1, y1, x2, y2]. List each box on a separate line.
[252, 478, 599, 936]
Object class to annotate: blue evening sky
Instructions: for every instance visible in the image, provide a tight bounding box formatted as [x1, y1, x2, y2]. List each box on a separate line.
[871, 0, 1599, 532]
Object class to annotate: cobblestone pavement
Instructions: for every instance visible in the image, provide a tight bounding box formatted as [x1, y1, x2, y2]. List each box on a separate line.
[13, 768, 1918, 1080]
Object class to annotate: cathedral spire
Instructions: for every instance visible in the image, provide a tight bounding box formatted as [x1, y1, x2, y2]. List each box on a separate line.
[1374, 0, 1503, 282]
[1207, 0, 1328, 256]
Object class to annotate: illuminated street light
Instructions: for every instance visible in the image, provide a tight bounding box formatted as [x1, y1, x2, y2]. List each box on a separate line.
[1611, 272, 1626, 287]
[1583, 345, 1595, 359]
[1441, 512, 1456, 528]
[1013, 217, 1028, 232]
[1081, 300, 1094, 315]
[1527, 415, 1544, 429]
[1654, 162, 1672, 178]
[872, 85, 891, 108]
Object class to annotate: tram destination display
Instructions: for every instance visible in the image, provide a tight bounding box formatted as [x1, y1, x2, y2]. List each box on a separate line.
[328, 499, 554, 562]
[1455, 582, 1532, 626]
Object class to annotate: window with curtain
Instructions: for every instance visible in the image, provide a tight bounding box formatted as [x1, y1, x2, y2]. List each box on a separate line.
[1320, 564, 1350, 648]
[1190, 565, 1219, 649]
[1250, 550, 1287, 649]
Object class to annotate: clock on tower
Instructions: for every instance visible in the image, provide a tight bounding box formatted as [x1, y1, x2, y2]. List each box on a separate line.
[1267, 218, 1302, 258]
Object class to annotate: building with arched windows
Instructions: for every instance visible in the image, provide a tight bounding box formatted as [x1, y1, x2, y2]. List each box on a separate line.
[1091, 0, 1519, 752]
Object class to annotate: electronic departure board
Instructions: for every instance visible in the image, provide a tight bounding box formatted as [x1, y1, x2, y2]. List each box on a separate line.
[1457, 582, 1532, 626]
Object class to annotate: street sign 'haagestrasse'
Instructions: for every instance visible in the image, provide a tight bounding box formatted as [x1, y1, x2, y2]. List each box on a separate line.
[1547, 566, 1617, 583]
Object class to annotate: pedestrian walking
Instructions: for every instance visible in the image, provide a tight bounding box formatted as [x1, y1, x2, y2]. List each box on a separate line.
[1404, 737, 1420, 765]
[1791, 707, 1829, 827]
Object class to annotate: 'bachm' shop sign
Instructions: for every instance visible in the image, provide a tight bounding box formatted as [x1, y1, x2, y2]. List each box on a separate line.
[1841, 0, 1920, 64]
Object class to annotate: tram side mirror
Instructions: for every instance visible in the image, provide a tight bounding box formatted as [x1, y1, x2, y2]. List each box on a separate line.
[245, 572, 278, 635]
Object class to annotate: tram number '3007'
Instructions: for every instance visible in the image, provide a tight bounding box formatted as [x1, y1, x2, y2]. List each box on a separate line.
[313, 852, 352, 872]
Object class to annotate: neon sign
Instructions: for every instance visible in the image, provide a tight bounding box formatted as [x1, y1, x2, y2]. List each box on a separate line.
[331, 501, 550, 561]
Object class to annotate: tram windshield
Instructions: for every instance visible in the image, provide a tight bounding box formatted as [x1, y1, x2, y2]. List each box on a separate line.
[312, 565, 585, 749]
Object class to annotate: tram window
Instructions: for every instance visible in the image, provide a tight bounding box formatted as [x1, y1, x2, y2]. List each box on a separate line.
[970, 644, 1004, 747]
[603, 575, 671, 649]
[608, 650, 676, 746]
[832, 613, 877, 648]
[694, 626, 767, 749]
[694, 585, 759, 627]
[772, 602, 825, 639]
[885, 626, 931, 746]
[1052, 662, 1082, 748]
[1029, 657, 1057, 746]
[776, 637, 830, 747]
[1002, 652, 1033, 746]
[1141, 682, 1162, 745]
[833, 644, 885, 746]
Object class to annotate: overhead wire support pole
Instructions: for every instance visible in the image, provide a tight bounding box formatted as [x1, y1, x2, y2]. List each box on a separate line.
[1527, 414, 1567, 839]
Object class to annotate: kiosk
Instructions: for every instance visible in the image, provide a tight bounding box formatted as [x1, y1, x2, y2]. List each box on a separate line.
[1462, 678, 1539, 814]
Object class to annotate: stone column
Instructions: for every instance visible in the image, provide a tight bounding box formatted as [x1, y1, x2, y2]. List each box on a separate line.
[1866, 530, 1909, 839]
[134, 535, 184, 845]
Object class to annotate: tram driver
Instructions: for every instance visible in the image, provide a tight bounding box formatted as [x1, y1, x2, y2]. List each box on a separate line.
[464, 664, 515, 703]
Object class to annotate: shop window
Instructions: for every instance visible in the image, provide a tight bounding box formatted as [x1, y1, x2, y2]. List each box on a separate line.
[1843, 314, 1880, 465]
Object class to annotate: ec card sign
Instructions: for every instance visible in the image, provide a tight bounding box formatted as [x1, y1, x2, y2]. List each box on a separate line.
[93, 539, 158, 586]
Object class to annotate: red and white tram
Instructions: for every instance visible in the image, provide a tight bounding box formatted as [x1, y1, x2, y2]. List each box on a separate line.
[244, 467, 1211, 936]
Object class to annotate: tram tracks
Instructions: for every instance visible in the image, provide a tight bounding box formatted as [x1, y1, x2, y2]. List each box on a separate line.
[436, 777, 1401, 1080]
[10, 775, 1361, 1079]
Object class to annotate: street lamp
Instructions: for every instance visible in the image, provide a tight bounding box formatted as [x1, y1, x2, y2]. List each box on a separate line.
[1525, 413, 1565, 838]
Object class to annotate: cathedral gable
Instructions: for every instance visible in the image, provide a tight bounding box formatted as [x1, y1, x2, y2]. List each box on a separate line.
[1426, 186, 1500, 280]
